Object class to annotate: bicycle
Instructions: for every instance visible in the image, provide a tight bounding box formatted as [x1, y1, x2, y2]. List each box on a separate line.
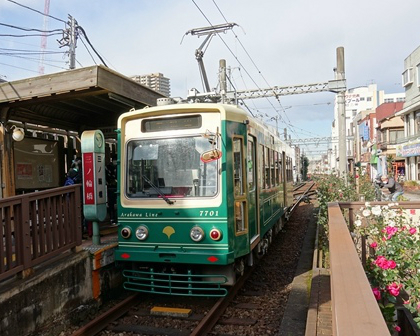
[374, 180, 391, 201]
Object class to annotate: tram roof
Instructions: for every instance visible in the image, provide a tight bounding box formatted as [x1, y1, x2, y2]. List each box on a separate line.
[0, 65, 165, 137]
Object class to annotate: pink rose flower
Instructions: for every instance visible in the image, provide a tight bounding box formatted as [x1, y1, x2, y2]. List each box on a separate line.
[394, 325, 401, 332]
[387, 283, 402, 297]
[385, 226, 398, 237]
[370, 242, 378, 249]
[386, 260, 397, 269]
[374, 256, 396, 270]
[372, 287, 381, 300]
[409, 227, 417, 235]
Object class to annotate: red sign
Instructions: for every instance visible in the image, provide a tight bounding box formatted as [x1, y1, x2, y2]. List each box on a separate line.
[83, 153, 95, 204]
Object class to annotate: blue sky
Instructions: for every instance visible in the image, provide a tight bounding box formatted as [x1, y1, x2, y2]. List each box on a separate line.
[1, 0, 420, 158]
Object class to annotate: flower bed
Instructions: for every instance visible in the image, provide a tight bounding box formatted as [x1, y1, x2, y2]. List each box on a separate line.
[316, 173, 420, 334]
[354, 203, 420, 333]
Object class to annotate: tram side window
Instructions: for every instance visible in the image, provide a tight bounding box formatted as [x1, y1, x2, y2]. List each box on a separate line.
[271, 149, 276, 187]
[287, 157, 292, 182]
[233, 138, 244, 196]
[264, 146, 270, 188]
[235, 201, 246, 233]
[274, 151, 279, 185]
[247, 140, 255, 191]
[278, 154, 283, 183]
[259, 144, 264, 189]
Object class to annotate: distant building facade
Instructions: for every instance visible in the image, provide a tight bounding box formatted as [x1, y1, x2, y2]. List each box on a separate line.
[131, 73, 170, 97]
[396, 45, 420, 181]
[330, 83, 405, 174]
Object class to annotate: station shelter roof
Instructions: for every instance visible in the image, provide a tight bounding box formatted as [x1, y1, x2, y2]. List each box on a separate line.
[0, 65, 166, 137]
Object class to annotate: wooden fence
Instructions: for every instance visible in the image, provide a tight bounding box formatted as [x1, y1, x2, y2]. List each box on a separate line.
[0, 185, 82, 282]
[329, 201, 420, 336]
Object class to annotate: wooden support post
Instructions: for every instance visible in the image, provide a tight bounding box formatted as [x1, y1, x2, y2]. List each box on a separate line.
[0, 123, 16, 198]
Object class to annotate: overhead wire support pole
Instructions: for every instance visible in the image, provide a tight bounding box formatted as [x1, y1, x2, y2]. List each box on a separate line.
[335, 47, 347, 181]
[229, 79, 346, 100]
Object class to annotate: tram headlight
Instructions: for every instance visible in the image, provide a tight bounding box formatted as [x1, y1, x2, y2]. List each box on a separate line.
[121, 227, 132, 239]
[190, 226, 205, 242]
[135, 226, 149, 241]
[209, 228, 222, 241]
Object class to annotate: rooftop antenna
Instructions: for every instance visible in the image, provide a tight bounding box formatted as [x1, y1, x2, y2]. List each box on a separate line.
[185, 23, 237, 93]
[38, 0, 50, 75]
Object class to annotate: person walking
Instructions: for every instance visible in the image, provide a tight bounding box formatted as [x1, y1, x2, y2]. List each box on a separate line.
[381, 175, 404, 201]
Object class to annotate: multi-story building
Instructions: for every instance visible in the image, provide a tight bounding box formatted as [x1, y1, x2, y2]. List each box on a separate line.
[354, 109, 376, 177]
[375, 102, 405, 178]
[131, 73, 170, 97]
[330, 84, 404, 174]
[396, 45, 420, 181]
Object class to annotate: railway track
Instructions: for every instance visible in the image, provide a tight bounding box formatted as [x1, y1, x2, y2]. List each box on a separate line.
[69, 182, 317, 336]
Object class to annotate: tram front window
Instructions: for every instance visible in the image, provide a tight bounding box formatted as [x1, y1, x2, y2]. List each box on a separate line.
[126, 136, 219, 199]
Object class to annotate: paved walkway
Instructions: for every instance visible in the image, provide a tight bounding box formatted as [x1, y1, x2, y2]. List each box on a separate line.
[403, 189, 420, 201]
[277, 203, 332, 336]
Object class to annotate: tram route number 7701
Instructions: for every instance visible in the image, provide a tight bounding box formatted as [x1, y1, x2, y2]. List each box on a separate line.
[199, 210, 219, 217]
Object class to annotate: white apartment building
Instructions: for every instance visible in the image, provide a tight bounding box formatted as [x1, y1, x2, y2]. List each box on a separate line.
[131, 73, 171, 97]
[330, 84, 404, 173]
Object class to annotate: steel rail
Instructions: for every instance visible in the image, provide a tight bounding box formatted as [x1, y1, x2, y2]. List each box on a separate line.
[189, 265, 255, 336]
[71, 293, 139, 336]
[289, 182, 315, 216]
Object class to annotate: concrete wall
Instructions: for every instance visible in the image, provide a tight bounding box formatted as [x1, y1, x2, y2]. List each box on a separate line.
[0, 251, 92, 336]
[0, 249, 123, 336]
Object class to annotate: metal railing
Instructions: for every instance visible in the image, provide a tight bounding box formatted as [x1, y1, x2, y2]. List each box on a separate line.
[1, 185, 82, 282]
[329, 201, 420, 336]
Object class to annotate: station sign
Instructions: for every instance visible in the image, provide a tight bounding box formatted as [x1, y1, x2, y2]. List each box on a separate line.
[81, 130, 107, 221]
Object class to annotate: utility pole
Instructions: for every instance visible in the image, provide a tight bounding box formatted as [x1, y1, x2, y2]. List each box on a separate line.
[335, 47, 347, 180]
[58, 15, 78, 70]
[68, 15, 77, 69]
[219, 59, 227, 104]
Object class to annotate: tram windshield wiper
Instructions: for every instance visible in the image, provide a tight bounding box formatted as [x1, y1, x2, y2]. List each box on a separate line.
[141, 175, 174, 205]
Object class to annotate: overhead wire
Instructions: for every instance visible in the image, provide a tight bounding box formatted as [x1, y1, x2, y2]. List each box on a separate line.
[78, 35, 97, 66]
[3, 54, 68, 70]
[0, 32, 61, 38]
[6, 0, 67, 24]
[212, 0, 298, 135]
[211, 0, 331, 154]
[4, 0, 111, 73]
[0, 22, 63, 33]
[77, 26, 108, 68]
[194, 0, 315, 154]
[0, 60, 39, 73]
[213, 0, 328, 154]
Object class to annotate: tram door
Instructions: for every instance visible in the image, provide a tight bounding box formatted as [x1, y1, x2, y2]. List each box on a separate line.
[247, 136, 258, 245]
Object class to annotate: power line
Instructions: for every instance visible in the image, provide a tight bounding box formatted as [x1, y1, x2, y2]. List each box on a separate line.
[196, 0, 310, 153]
[78, 34, 97, 65]
[6, 0, 66, 24]
[0, 60, 39, 73]
[2, 54, 68, 70]
[77, 25, 108, 68]
[0, 32, 61, 38]
[0, 22, 62, 33]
